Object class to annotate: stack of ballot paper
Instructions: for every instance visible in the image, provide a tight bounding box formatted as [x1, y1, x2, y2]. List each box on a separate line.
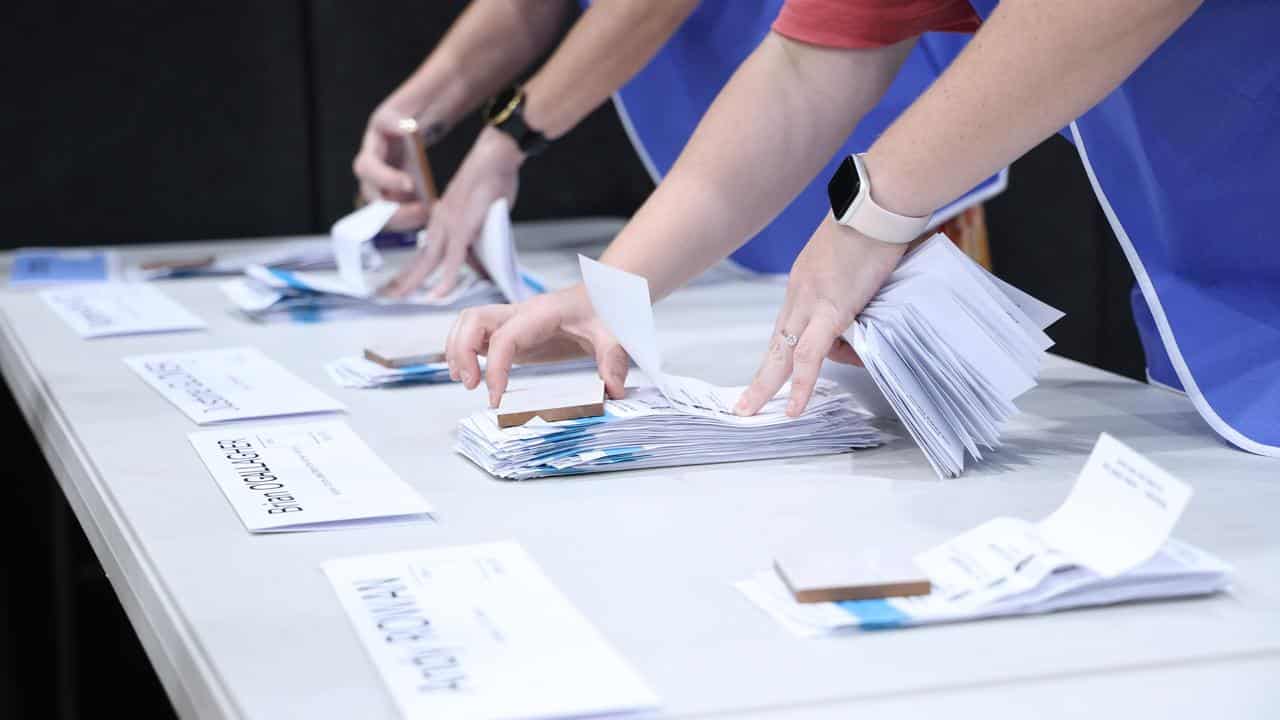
[325, 354, 595, 389]
[455, 256, 881, 479]
[848, 234, 1065, 477]
[737, 434, 1233, 635]
[129, 237, 381, 280]
[221, 198, 539, 320]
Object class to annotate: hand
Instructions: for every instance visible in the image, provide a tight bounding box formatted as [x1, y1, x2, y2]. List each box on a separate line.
[384, 126, 524, 299]
[735, 215, 907, 418]
[446, 285, 630, 407]
[353, 102, 439, 230]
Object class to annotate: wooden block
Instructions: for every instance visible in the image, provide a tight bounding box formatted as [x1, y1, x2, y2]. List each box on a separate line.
[139, 255, 215, 271]
[363, 345, 445, 369]
[398, 118, 439, 206]
[774, 550, 931, 604]
[497, 378, 606, 429]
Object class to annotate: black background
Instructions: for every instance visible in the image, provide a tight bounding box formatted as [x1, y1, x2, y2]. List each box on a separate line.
[1, 2, 1143, 718]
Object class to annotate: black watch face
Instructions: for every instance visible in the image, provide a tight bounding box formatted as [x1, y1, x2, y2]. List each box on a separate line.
[486, 87, 519, 123]
[827, 156, 861, 219]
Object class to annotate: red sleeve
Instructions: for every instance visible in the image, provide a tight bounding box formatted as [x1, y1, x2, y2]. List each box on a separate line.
[773, 0, 980, 49]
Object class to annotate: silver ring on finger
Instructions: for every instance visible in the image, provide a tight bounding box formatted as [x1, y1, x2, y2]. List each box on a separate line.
[780, 331, 800, 348]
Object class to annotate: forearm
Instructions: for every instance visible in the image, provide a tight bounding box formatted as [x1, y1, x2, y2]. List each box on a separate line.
[521, 0, 699, 139]
[601, 34, 912, 299]
[866, 0, 1202, 218]
[384, 0, 571, 132]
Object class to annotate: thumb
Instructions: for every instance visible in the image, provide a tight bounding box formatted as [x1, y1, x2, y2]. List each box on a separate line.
[595, 342, 630, 399]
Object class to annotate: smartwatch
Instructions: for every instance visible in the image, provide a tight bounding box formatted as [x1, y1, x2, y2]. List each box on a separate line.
[827, 154, 930, 245]
[484, 86, 549, 157]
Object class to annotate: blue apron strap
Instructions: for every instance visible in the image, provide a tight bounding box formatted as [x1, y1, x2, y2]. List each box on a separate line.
[610, 1, 1004, 274]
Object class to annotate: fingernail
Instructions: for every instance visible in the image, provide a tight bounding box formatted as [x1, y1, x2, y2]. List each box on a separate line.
[460, 371, 472, 385]
[402, 178, 414, 193]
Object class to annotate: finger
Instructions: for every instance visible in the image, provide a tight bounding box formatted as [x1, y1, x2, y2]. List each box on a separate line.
[484, 325, 520, 408]
[354, 151, 414, 198]
[448, 306, 507, 389]
[595, 341, 630, 399]
[734, 313, 804, 416]
[827, 336, 862, 366]
[386, 201, 430, 231]
[786, 313, 840, 417]
[426, 230, 472, 300]
[384, 222, 447, 297]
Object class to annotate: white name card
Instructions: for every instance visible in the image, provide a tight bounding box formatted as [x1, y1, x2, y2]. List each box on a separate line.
[125, 346, 344, 424]
[188, 420, 432, 532]
[41, 282, 205, 338]
[324, 542, 659, 720]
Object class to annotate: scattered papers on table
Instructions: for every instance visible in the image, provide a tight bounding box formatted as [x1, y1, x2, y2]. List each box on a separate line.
[738, 433, 1231, 635]
[221, 198, 539, 321]
[325, 354, 596, 389]
[10, 248, 119, 286]
[124, 346, 344, 424]
[848, 234, 1064, 477]
[323, 542, 660, 720]
[128, 237, 381, 280]
[41, 283, 205, 338]
[188, 420, 432, 532]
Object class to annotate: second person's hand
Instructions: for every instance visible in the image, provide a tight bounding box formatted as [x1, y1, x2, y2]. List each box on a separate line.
[446, 285, 630, 408]
[734, 214, 907, 418]
[384, 126, 524, 299]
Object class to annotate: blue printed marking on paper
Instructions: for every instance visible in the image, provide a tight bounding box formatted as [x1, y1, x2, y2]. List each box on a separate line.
[520, 272, 546, 294]
[11, 250, 110, 285]
[835, 599, 912, 630]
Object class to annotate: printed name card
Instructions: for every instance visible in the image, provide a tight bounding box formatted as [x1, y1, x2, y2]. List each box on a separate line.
[188, 420, 431, 532]
[124, 346, 345, 424]
[324, 542, 659, 719]
[41, 283, 206, 338]
[10, 248, 117, 286]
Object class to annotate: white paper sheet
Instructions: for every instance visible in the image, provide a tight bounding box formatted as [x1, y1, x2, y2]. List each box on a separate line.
[1038, 432, 1193, 577]
[323, 542, 659, 719]
[331, 200, 398, 293]
[40, 282, 205, 338]
[188, 420, 431, 532]
[124, 347, 345, 424]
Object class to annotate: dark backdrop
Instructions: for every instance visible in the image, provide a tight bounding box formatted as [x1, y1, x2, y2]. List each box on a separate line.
[2, 2, 1144, 718]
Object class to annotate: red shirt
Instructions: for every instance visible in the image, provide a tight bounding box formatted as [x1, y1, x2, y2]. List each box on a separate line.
[773, 0, 980, 49]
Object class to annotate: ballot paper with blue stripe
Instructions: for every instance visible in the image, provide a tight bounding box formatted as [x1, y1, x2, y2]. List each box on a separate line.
[220, 198, 540, 321]
[848, 234, 1065, 478]
[455, 257, 881, 479]
[737, 434, 1232, 635]
[325, 354, 596, 389]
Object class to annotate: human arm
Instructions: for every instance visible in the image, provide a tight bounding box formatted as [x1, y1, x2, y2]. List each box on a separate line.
[736, 0, 1205, 417]
[385, 0, 702, 297]
[445, 32, 915, 404]
[353, 0, 571, 229]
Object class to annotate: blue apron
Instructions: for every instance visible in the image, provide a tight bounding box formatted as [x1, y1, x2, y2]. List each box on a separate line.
[967, 0, 1280, 455]
[602, 1, 1005, 273]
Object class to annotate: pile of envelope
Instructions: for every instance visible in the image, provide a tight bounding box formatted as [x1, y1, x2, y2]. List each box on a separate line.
[456, 379, 881, 480]
[456, 256, 882, 480]
[326, 355, 595, 389]
[221, 198, 539, 321]
[738, 434, 1231, 634]
[848, 235, 1064, 477]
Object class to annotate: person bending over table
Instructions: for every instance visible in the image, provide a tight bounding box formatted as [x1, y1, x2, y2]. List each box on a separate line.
[445, 0, 1280, 456]
[352, 0, 699, 300]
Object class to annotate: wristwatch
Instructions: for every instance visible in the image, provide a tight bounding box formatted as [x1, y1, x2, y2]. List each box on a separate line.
[484, 86, 549, 157]
[827, 154, 930, 245]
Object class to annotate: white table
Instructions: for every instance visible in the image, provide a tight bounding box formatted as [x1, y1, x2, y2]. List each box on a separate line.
[1, 229, 1276, 719]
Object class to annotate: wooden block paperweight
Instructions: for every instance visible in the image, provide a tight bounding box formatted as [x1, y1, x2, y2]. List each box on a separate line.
[497, 378, 606, 429]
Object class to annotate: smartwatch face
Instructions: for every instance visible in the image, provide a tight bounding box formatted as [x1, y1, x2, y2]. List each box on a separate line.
[827, 156, 861, 219]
